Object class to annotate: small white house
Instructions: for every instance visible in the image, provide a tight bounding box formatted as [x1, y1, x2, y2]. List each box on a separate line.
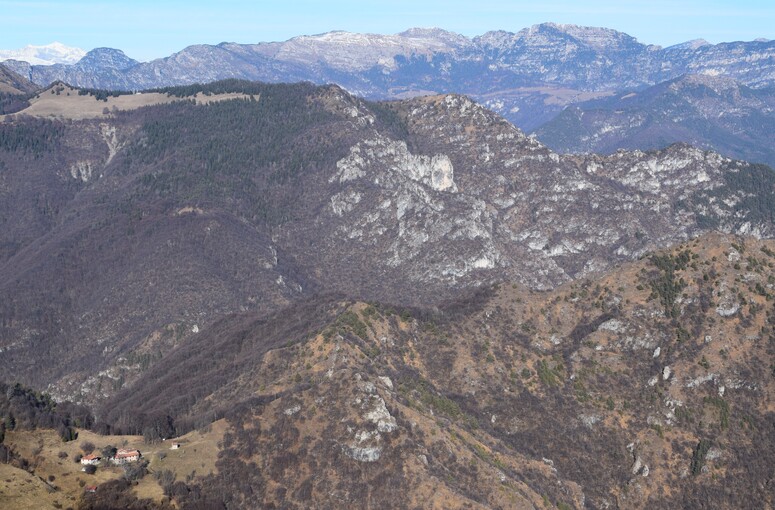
[111, 448, 141, 464]
[80, 454, 101, 465]
[170, 443, 181, 450]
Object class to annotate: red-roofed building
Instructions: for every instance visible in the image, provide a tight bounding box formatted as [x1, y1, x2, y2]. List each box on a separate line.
[111, 448, 141, 464]
[80, 454, 101, 465]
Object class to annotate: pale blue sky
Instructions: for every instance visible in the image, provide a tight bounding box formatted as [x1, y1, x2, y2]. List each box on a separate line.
[2, 0, 774, 61]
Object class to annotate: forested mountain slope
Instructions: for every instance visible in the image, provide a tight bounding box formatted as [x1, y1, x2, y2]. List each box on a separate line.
[1, 79, 774, 414]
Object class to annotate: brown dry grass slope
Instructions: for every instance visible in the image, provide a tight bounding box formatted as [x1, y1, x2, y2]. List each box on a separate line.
[2, 83, 253, 120]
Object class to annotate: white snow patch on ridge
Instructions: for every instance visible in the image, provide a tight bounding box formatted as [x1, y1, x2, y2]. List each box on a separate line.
[0, 42, 86, 65]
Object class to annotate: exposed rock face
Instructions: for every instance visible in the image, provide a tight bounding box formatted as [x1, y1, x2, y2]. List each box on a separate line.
[363, 395, 398, 433]
[331, 135, 457, 193]
[307, 92, 775, 294]
[344, 429, 383, 462]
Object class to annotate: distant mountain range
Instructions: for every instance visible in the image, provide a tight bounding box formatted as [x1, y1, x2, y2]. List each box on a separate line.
[3, 23, 774, 130]
[533, 74, 775, 168]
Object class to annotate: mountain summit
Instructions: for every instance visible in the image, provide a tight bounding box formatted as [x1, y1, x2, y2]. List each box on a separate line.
[0, 41, 86, 65]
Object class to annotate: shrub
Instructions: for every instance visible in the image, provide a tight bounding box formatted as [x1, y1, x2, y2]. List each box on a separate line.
[704, 396, 730, 430]
[123, 460, 149, 481]
[537, 359, 560, 387]
[690, 439, 712, 475]
[101, 445, 117, 459]
[57, 424, 77, 442]
[80, 441, 95, 454]
[154, 469, 176, 492]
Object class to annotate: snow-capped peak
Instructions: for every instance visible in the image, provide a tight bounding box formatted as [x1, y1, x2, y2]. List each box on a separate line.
[666, 39, 711, 51]
[531, 23, 639, 50]
[0, 42, 87, 65]
[275, 29, 469, 72]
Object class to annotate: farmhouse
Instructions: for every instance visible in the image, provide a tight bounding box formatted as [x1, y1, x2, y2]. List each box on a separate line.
[170, 443, 182, 450]
[80, 454, 101, 465]
[111, 448, 141, 464]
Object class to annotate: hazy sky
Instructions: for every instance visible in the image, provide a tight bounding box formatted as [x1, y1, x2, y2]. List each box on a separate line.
[2, 0, 774, 61]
